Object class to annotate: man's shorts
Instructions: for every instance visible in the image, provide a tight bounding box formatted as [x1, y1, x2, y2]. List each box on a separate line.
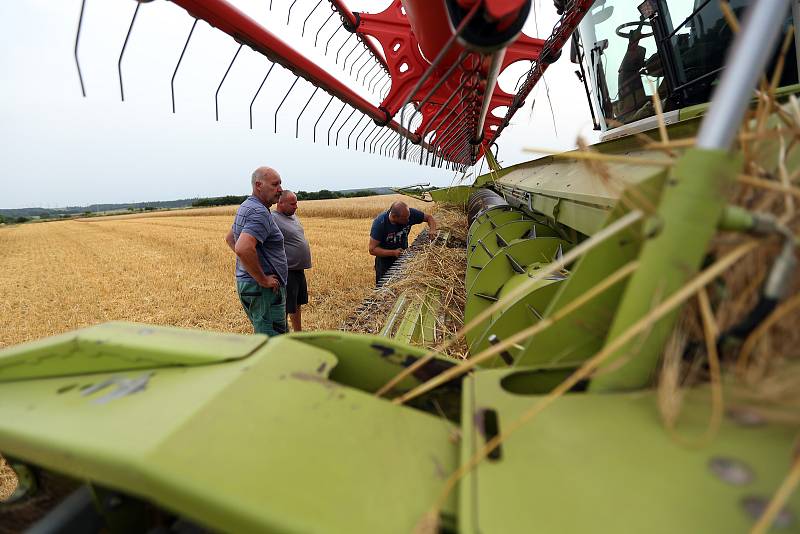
[286, 270, 309, 314]
[236, 280, 288, 336]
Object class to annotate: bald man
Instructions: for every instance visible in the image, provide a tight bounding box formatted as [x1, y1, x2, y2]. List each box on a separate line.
[368, 201, 437, 286]
[274, 190, 312, 332]
[224, 166, 288, 336]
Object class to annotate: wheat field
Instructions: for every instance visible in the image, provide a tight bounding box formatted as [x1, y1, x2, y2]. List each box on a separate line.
[0, 195, 429, 348]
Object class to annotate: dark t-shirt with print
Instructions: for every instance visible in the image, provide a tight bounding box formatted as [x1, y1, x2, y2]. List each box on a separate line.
[370, 208, 425, 250]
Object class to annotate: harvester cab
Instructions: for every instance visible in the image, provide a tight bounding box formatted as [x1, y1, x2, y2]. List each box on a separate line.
[2, 0, 800, 532]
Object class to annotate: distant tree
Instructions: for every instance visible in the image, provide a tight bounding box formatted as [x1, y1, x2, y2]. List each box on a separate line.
[83, 211, 92, 217]
[15, 216, 30, 224]
[144, 206, 156, 211]
[0, 215, 5, 224]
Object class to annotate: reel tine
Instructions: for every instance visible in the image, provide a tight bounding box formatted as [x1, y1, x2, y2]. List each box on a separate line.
[366, 67, 383, 92]
[371, 127, 391, 154]
[335, 107, 358, 146]
[360, 123, 379, 152]
[359, 60, 379, 85]
[324, 24, 344, 56]
[314, 10, 336, 47]
[296, 86, 319, 138]
[327, 101, 348, 145]
[74, 0, 87, 97]
[334, 32, 353, 63]
[347, 114, 367, 150]
[171, 18, 198, 113]
[250, 62, 276, 129]
[275, 75, 300, 134]
[286, 0, 299, 24]
[301, 0, 324, 37]
[340, 37, 360, 67]
[313, 93, 336, 143]
[118, 2, 141, 102]
[215, 43, 243, 122]
[348, 48, 368, 76]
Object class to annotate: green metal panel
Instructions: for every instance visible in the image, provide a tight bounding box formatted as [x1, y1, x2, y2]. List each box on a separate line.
[288, 330, 458, 394]
[0, 321, 266, 382]
[429, 185, 476, 206]
[0, 329, 458, 533]
[591, 149, 741, 392]
[459, 367, 800, 533]
[516, 172, 667, 368]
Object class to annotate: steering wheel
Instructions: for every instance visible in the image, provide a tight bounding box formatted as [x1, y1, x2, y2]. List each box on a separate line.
[615, 20, 653, 39]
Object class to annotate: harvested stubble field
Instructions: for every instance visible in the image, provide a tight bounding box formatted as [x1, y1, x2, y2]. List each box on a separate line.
[0, 194, 429, 348]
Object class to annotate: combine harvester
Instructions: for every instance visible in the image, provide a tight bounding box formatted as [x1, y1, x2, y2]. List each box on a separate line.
[2, 0, 799, 532]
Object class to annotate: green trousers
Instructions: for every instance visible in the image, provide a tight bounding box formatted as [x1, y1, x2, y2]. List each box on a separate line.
[236, 281, 288, 336]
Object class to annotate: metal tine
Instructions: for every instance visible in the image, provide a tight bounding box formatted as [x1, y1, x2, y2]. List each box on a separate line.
[437, 123, 469, 167]
[335, 107, 358, 146]
[377, 130, 394, 155]
[349, 48, 369, 76]
[421, 90, 471, 164]
[313, 93, 335, 142]
[341, 38, 361, 69]
[406, 49, 468, 146]
[275, 75, 300, 133]
[118, 2, 141, 102]
[327, 101, 348, 145]
[370, 127, 390, 153]
[74, 0, 87, 97]
[325, 23, 345, 55]
[360, 123, 380, 152]
[371, 69, 391, 93]
[347, 114, 368, 149]
[378, 76, 392, 100]
[359, 60, 379, 86]
[302, 0, 324, 37]
[171, 18, 198, 113]
[374, 129, 392, 154]
[388, 132, 404, 157]
[287, 0, 299, 24]
[367, 68, 385, 92]
[335, 33, 356, 64]
[378, 129, 398, 155]
[215, 43, 243, 122]
[353, 117, 374, 150]
[397, 2, 480, 157]
[250, 62, 276, 129]
[269, 0, 273, 10]
[314, 10, 336, 47]
[296, 86, 319, 138]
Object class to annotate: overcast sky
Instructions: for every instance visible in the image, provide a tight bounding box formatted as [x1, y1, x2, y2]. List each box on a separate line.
[0, 0, 597, 209]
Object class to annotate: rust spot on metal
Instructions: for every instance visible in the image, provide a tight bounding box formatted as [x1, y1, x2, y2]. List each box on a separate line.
[291, 372, 339, 390]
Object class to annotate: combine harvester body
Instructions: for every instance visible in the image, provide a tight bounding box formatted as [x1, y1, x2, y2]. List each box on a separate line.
[2, 0, 800, 532]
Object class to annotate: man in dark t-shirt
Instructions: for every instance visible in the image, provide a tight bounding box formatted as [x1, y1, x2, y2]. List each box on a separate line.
[368, 201, 437, 286]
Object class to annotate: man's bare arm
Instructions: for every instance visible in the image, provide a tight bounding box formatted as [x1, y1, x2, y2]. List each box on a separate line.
[424, 213, 438, 236]
[234, 232, 280, 292]
[224, 229, 236, 252]
[368, 238, 403, 258]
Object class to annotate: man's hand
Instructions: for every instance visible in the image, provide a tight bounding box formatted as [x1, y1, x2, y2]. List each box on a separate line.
[258, 274, 280, 293]
[393, 248, 404, 257]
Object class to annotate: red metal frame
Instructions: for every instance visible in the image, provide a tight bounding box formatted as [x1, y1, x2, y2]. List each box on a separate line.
[171, 0, 420, 142]
[170, 0, 590, 166]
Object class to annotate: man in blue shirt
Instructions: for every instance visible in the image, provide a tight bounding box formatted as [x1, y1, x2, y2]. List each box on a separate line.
[224, 166, 289, 336]
[368, 201, 437, 286]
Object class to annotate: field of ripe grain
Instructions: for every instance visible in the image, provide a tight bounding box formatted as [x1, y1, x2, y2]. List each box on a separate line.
[0, 195, 429, 348]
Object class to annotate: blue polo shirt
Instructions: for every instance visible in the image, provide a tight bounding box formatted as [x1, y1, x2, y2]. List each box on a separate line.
[231, 196, 288, 285]
[370, 208, 425, 250]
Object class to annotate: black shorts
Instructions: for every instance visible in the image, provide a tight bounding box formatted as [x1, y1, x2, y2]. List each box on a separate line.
[286, 270, 308, 314]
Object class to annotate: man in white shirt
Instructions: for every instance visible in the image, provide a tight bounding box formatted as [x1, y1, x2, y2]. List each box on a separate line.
[273, 190, 312, 331]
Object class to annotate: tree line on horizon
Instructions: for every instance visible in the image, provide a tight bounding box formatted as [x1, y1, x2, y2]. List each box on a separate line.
[191, 189, 380, 207]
